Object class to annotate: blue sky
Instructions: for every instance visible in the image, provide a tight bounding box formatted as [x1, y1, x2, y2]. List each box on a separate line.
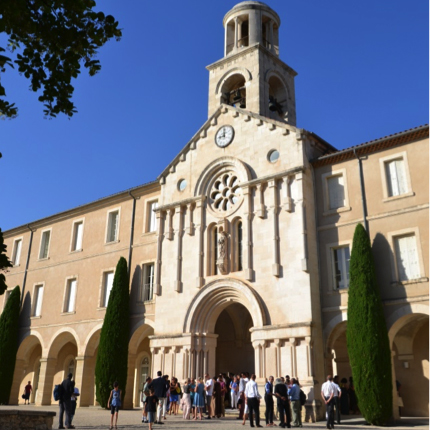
[1, 0, 428, 231]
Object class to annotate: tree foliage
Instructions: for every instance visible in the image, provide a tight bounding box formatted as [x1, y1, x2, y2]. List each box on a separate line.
[0, 286, 21, 404]
[95, 257, 130, 408]
[0, 228, 13, 295]
[347, 224, 392, 425]
[0, 0, 122, 118]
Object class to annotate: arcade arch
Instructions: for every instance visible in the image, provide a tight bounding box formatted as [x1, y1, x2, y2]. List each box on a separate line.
[11, 333, 43, 405]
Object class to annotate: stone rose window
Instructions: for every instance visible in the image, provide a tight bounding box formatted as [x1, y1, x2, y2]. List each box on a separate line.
[210, 172, 242, 213]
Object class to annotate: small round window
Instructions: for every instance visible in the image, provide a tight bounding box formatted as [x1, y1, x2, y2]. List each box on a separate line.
[268, 149, 280, 163]
[178, 179, 187, 191]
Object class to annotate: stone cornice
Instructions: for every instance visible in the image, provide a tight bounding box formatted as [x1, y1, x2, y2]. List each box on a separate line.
[206, 43, 298, 77]
[241, 166, 304, 188]
[155, 196, 206, 213]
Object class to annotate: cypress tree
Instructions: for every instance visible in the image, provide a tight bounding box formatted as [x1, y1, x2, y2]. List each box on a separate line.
[0, 228, 13, 295]
[0, 286, 21, 404]
[95, 257, 130, 408]
[347, 224, 392, 425]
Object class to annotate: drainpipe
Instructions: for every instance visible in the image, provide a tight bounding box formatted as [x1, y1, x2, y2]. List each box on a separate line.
[21, 224, 35, 308]
[128, 191, 138, 278]
[353, 149, 369, 233]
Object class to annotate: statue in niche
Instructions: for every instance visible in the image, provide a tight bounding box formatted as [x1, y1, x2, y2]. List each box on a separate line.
[216, 230, 229, 275]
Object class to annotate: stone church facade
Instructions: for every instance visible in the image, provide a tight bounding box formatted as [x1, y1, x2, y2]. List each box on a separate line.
[3, 1, 428, 420]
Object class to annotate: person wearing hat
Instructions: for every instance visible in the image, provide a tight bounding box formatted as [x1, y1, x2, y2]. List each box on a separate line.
[58, 373, 75, 429]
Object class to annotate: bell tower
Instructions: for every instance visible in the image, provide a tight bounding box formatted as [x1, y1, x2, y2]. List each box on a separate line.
[207, 1, 297, 126]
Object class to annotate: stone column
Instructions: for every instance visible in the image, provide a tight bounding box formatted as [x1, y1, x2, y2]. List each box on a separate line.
[282, 176, 293, 212]
[275, 339, 282, 377]
[174, 206, 183, 292]
[195, 199, 205, 288]
[269, 20, 274, 53]
[242, 186, 254, 281]
[302, 337, 314, 384]
[268, 179, 280, 276]
[185, 204, 194, 236]
[256, 183, 266, 218]
[36, 357, 57, 405]
[9, 358, 26, 404]
[287, 338, 297, 377]
[391, 351, 400, 419]
[253, 341, 263, 378]
[123, 354, 136, 409]
[155, 211, 165, 296]
[73, 356, 87, 407]
[234, 17, 239, 52]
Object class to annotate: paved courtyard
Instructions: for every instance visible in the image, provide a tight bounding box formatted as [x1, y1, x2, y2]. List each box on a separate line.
[2, 405, 428, 430]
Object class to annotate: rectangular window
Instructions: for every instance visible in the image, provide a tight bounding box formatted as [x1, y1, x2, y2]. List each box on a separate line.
[12, 239, 22, 266]
[141, 263, 155, 302]
[102, 272, 114, 307]
[33, 284, 44, 316]
[64, 279, 77, 313]
[39, 230, 51, 259]
[332, 246, 350, 289]
[327, 175, 345, 210]
[148, 201, 158, 232]
[106, 211, 119, 243]
[72, 222, 84, 251]
[394, 234, 420, 281]
[385, 158, 407, 197]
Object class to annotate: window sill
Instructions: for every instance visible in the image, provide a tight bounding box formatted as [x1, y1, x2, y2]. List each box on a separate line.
[97, 307, 107, 311]
[37, 257, 50, 262]
[323, 206, 351, 217]
[105, 240, 120, 246]
[142, 231, 157, 237]
[70, 249, 83, 254]
[61, 311, 76, 316]
[326, 288, 349, 295]
[30, 315, 42, 319]
[383, 191, 415, 203]
[391, 277, 428, 287]
[12, 264, 21, 268]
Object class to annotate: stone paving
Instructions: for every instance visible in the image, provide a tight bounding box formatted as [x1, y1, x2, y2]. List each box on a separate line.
[1, 405, 428, 430]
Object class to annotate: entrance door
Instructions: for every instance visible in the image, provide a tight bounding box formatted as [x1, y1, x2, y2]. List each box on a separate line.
[215, 302, 254, 375]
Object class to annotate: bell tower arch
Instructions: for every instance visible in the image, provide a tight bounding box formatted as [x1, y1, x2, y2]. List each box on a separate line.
[207, 1, 297, 125]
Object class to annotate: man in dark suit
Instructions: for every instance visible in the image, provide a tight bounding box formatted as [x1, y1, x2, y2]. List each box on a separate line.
[59, 373, 75, 429]
[149, 371, 168, 424]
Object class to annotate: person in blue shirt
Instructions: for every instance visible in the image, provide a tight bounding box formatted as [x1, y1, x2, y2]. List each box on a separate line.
[264, 376, 275, 426]
[288, 378, 301, 428]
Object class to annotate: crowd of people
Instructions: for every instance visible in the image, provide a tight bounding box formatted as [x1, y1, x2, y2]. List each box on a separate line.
[140, 371, 306, 428]
[50, 371, 359, 430]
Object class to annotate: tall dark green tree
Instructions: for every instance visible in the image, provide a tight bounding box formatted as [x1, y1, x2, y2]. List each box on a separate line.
[0, 286, 21, 404]
[347, 223, 392, 425]
[95, 257, 130, 408]
[0, 228, 13, 295]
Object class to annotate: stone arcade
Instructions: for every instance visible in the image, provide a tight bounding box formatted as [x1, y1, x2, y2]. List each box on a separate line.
[3, 1, 429, 421]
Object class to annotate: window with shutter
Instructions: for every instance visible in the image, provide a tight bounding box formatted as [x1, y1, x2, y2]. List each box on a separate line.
[332, 246, 350, 289]
[141, 263, 155, 302]
[72, 222, 84, 251]
[39, 231, 51, 259]
[12, 239, 22, 266]
[327, 175, 345, 210]
[148, 201, 158, 232]
[107, 211, 119, 243]
[103, 272, 114, 307]
[34, 285, 44, 316]
[65, 279, 77, 313]
[394, 234, 420, 281]
[385, 158, 408, 197]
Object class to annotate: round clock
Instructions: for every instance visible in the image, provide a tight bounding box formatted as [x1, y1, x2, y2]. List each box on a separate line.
[215, 125, 234, 148]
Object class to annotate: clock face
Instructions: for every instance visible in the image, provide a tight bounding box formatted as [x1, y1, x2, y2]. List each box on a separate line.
[215, 125, 234, 148]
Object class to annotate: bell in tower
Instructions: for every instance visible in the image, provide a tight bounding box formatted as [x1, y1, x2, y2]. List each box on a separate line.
[207, 1, 297, 126]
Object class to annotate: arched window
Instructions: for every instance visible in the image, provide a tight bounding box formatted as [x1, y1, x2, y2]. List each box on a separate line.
[67, 359, 75, 377]
[221, 74, 246, 109]
[213, 227, 218, 275]
[237, 221, 243, 271]
[140, 356, 150, 388]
